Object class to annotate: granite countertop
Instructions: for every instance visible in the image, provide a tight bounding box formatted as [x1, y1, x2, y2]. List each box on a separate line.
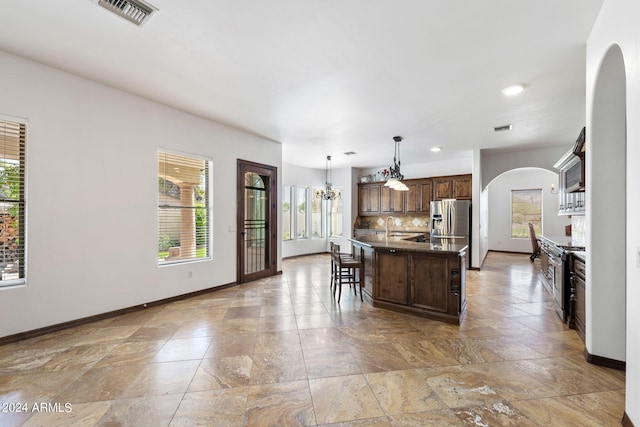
[540, 235, 586, 251]
[349, 233, 467, 255]
[354, 229, 429, 234]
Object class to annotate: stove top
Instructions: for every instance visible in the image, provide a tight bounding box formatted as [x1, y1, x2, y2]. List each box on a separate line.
[540, 235, 585, 252]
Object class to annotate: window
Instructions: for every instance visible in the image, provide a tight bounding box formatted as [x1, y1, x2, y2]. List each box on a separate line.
[0, 119, 26, 287]
[284, 185, 326, 241]
[158, 151, 210, 265]
[511, 189, 542, 238]
[282, 185, 292, 240]
[329, 189, 343, 238]
[311, 187, 324, 238]
[296, 186, 308, 239]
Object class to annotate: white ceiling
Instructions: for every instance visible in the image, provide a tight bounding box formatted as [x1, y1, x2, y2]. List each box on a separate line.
[0, 0, 603, 169]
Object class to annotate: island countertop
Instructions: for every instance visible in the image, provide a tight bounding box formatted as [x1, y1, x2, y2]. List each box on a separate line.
[348, 234, 468, 255]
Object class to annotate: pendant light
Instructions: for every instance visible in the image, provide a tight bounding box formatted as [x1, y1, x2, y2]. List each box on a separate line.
[315, 155, 341, 200]
[384, 136, 409, 191]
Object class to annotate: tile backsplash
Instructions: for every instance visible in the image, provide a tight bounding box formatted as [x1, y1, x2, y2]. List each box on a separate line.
[355, 215, 430, 232]
[571, 215, 586, 248]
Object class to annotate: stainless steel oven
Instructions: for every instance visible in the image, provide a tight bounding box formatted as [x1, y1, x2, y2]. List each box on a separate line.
[547, 245, 567, 321]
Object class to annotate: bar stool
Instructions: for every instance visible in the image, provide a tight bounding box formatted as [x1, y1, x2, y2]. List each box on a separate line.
[330, 243, 364, 303]
[329, 241, 351, 287]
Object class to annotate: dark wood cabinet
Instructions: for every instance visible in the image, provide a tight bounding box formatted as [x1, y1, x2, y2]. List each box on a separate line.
[453, 176, 472, 199]
[357, 175, 470, 216]
[404, 182, 419, 213]
[358, 183, 381, 216]
[381, 186, 405, 213]
[374, 250, 407, 304]
[420, 180, 434, 212]
[569, 255, 586, 342]
[351, 243, 375, 299]
[360, 179, 435, 215]
[433, 174, 472, 200]
[373, 249, 466, 324]
[405, 179, 433, 214]
[433, 177, 453, 200]
[410, 253, 449, 312]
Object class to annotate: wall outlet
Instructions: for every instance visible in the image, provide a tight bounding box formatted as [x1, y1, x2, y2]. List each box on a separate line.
[187, 271, 192, 278]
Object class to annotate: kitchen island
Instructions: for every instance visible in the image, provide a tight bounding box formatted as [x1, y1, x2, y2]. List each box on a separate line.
[348, 234, 467, 324]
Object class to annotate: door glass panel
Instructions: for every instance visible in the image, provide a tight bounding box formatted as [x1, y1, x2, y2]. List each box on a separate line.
[244, 172, 267, 274]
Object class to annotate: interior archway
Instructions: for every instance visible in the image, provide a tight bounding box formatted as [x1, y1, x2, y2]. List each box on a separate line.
[486, 167, 567, 254]
[476, 167, 569, 267]
[588, 44, 627, 362]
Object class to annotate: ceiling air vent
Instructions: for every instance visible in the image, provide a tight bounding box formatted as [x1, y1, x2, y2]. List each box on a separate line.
[97, 0, 157, 26]
[493, 124, 513, 132]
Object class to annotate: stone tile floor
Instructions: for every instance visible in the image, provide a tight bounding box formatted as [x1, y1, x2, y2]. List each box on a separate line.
[0, 252, 625, 426]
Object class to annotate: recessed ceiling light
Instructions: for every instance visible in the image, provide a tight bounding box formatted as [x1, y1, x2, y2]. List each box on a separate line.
[430, 147, 442, 152]
[502, 84, 524, 96]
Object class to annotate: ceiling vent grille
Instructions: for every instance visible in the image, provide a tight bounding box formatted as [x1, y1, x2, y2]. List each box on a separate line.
[97, 0, 157, 26]
[493, 124, 513, 132]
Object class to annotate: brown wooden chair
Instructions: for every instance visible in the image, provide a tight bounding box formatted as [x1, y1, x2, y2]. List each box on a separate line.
[528, 223, 540, 262]
[330, 241, 352, 287]
[330, 242, 364, 303]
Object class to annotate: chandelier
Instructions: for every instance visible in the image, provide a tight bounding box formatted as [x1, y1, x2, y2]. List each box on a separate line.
[384, 136, 409, 191]
[315, 155, 341, 200]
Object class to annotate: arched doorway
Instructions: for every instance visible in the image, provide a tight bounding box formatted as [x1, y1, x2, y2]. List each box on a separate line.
[588, 44, 627, 364]
[486, 167, 567, 255]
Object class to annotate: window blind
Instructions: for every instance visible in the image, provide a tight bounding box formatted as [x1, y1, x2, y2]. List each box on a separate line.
[158, 151, 210, 264]
[0, 119, 26, 286]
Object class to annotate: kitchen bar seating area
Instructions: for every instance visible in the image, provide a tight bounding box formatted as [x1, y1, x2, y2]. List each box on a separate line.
[0, 251, 624, 426]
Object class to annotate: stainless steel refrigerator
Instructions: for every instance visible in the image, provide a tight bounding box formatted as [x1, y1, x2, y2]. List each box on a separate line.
[430, 199, 471, 269]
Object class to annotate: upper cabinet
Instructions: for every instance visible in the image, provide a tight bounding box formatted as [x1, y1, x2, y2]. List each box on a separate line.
[358, 174, 471, 216]
[433, 175, 472, 200]
[554, 127, 586, 216]
[381, 186, 405, 213]
[433, 177, 452, 200]
[358, 183, 381, 216]
[405, 179, 433, 214]
[453, 175, 472, 199]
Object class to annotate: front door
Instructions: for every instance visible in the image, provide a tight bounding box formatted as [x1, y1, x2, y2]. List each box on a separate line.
[237, 159, 278, 283]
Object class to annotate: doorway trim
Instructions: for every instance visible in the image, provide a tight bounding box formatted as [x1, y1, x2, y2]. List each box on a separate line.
[236, 159, 278, 284]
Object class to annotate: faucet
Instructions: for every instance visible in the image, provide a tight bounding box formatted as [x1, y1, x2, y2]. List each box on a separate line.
[385, 216, 394, 237]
